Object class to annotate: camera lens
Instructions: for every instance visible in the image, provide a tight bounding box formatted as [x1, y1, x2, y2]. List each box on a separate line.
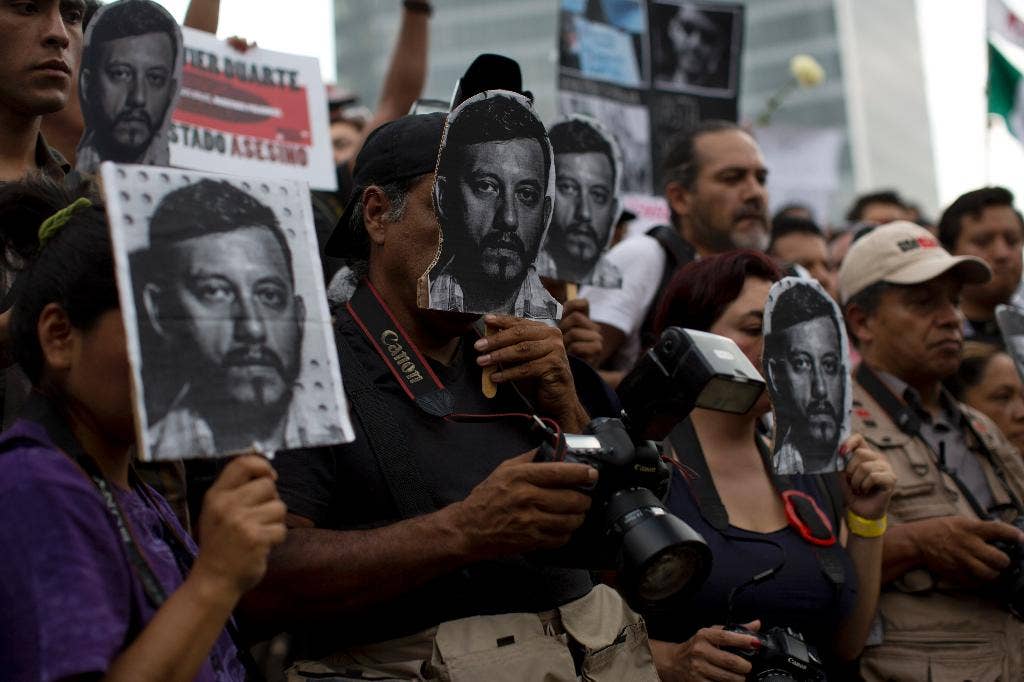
[607, 488, 712, 603]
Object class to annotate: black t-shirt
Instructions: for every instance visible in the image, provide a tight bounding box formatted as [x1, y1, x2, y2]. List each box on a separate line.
[644, 467, 857, 678]
[273, 310, 593, 650]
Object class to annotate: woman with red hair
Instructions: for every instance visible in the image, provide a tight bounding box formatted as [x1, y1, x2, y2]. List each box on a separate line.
[644, 251, 895, 682]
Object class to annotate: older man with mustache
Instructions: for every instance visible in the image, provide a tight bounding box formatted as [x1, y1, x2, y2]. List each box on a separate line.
[841, 221, 1024, 681]
[582, 120, 769, 378]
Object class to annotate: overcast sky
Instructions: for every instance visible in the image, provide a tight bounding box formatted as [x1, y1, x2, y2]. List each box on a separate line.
[148, 0, 1022, 210]
[153, 0, 337, 83]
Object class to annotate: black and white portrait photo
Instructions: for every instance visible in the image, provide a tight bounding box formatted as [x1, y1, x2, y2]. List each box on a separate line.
[651, 1, 742, 97]
[76, 0, 183, 175]
[536, 116, 623, 288]
[100, 164, 353, 461]
[558, 91, 652, 194]
[997, 304, 1024, 380]
[425, 91, 561, 319]
[764, 277, 851, 474]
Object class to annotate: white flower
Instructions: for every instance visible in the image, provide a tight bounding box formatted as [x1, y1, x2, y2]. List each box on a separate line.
[790, 54, 825, 88]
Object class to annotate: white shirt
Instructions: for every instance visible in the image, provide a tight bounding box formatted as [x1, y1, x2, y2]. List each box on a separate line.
[579, 234, 667, 370]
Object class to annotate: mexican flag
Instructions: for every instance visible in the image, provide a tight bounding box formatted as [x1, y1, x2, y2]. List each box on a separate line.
[989, 0, 1024, 138]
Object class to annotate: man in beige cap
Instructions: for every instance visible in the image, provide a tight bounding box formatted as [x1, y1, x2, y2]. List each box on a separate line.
[840, 221, 1024, 680]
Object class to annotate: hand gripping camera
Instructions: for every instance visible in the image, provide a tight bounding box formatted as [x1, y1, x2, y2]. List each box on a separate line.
[722, 624, 827, 682]
[536, 328, 766, 606]
[990, 516, 1024, 618]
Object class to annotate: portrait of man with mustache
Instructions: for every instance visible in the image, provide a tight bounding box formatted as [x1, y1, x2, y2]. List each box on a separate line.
[136, 179, 313, 459]
[427, 91, 560, 319]
[76, 0, 181, 174]
[764, 278, 851, 474]
[536, 116, 623, 288]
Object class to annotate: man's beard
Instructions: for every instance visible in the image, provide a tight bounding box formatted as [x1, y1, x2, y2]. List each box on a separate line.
[800, 399, 840, 450]
[194, 344, 298, 421]
[96, 107, 156, 160]
[551, 219, 602, 280]
[694, 204, 768, 253]
[477, 229, 529, 284]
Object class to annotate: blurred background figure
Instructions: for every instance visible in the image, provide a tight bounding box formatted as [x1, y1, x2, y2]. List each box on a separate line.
[945, 341, 1024, 456]
[768, 214, 838, 300]
[938, 186, 1024, 348]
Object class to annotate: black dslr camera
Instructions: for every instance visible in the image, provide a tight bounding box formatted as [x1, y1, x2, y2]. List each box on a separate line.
[723, 625, 827, 682]
[991, 516, 1024, 618]
[536, 327, 766, 605]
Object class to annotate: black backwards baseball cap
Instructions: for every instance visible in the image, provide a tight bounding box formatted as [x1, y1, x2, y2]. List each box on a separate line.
[325, 112, 446, 259]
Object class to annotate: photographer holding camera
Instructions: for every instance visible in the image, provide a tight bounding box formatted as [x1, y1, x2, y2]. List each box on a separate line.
[643, 251, 896, 681]
[247, 113, 659, 680]
[840, 222, 1024, 681]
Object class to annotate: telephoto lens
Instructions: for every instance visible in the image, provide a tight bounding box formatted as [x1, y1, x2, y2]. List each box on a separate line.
[607, 486, 712, 602]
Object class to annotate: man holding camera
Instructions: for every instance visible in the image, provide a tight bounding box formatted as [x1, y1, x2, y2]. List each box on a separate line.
[249, 113, 658, 680]
[840, 221, 1024, 680]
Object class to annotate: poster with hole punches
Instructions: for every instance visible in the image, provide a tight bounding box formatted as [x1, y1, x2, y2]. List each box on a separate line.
[100, 162, 354, 461]
[169, 27, 336, 191]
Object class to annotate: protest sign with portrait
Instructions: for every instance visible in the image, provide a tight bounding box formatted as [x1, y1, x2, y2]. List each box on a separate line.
[557, 0, 743, 195]
[536, 115, 623, 288]
[422, 91, 562, 320]
[100, 163, 353, 461]
[76, 0, 184, 175]
[764, 277, 851, 474]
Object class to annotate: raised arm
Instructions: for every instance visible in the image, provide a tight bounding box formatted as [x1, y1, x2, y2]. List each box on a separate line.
[347, 3, 431, 168]
[183, 0, 220, 33]
[104, 456, 286, 681]
[833, 435, 895, 661]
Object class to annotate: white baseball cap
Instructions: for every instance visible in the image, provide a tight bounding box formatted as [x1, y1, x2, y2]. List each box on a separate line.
[838, 221, 991, 304]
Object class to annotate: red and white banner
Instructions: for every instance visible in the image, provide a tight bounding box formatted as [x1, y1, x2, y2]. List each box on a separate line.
[170, 28, 335, 190]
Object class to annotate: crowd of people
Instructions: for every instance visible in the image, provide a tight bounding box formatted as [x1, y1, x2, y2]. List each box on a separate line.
[2, 2, 1024, 682]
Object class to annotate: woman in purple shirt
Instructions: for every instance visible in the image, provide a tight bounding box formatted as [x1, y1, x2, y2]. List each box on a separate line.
[0, 179, 287, 681]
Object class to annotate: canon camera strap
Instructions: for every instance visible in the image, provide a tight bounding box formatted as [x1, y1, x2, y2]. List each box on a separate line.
[347, 281, 455, 418]
[342, 280, 560, 519]
[855, 363, 1024, 519]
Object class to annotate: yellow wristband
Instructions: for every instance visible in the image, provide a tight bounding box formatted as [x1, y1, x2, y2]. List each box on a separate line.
[846, 510, 887, 538]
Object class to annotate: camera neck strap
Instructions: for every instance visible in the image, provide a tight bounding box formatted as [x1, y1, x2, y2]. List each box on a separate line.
[341, 280, 561, 519]
[669, 418, 845, 586]
[20, 392, 191, 608]
[855, 362, 1024, 519]
[346, 280, 455, 418]
[17, 393, 275, 681]
[345, 279, 559, 432]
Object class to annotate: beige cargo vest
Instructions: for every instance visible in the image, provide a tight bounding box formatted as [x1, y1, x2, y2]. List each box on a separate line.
[852, 377, 1024, 681]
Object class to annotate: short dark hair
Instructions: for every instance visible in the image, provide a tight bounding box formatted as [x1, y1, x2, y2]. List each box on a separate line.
[654, 250, 781, 335]
[346, 176, 418, 260]
[661, 119, 744, 192]
[768, 216, 824, 254]
[661, 120, 745, 230]
[764, 283, 839, 360]
[437, 95, 551, 189]
[937, 186, 1021, 251]
[0, 179, 118, 385]
[548, 119, 617, 188]
[83, 0, 181, 68]
[844, 190, 907, 223]
[147, 179, 294, 284]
